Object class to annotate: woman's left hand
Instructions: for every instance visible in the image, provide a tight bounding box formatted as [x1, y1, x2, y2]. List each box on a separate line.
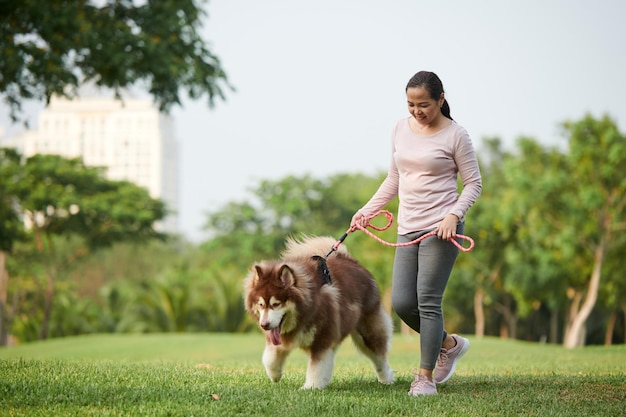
[436, 214, 460, 240]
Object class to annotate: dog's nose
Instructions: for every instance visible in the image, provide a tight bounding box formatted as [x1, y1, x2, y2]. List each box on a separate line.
[260, 321, 271, 330]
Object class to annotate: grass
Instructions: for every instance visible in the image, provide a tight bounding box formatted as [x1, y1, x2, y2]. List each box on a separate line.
[1, 333, 625, 416]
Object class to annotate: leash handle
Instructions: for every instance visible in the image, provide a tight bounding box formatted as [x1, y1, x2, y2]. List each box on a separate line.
[411, 230, 475, 252]
[326, 232, 349, 257]
[332, 210, 475, 253]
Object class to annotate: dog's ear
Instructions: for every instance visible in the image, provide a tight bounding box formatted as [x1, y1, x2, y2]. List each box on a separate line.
[278, 264, 295, 288]
[253, 264, 266, 284]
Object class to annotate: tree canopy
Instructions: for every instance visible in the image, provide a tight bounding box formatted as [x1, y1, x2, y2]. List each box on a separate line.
[0, 0, 231, 123]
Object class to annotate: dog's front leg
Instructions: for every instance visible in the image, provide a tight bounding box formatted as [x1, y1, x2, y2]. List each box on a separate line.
[301, 348, 336, 389]
[262, 344, 290, 382]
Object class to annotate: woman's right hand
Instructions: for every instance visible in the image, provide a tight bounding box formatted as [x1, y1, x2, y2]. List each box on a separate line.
[350, 212, 367, 229]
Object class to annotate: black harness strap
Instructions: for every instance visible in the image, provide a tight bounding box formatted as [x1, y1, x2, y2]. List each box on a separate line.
[311, 255, 332, 285]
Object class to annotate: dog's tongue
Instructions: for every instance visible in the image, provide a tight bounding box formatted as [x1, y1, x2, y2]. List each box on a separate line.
[269, 327, 282, 345]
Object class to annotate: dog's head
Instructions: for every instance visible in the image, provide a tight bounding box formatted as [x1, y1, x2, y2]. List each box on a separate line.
[244, 261, 300, 345]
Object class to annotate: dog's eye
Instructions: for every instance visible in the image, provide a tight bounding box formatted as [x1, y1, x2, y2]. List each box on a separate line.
[271, 301, 281, 308]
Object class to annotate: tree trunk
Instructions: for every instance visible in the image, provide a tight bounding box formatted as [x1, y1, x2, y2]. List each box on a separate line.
[507, 295, 517, 339]
[604, 310, 616, 346]
[549, 308, 559, 344]
[474, 287, 485, 338]
[0, 251, 8, 346]
[563, 239, 605, 348]
[40, 270, 55, 340]
[499, 322, 509, 339]
[37, 231, 57, 341]
[622, 302, 626, 344]
[496, 294, 516, 339]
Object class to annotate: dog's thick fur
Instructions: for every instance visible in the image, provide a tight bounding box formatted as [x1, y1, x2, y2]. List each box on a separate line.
[243, 236, 395, 389]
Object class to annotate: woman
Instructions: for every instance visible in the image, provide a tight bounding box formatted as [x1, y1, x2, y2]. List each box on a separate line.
[351, 71, 482, 396]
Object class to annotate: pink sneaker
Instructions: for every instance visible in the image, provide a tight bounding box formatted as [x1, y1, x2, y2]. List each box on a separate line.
[433, 334, 469, 384]
[408, 374, 437, 396]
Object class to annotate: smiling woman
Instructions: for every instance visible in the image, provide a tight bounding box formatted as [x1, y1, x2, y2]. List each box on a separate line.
[351, 70, 482, 396]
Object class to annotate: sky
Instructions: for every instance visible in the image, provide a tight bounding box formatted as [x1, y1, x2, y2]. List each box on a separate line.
[2, 0, 625, 242]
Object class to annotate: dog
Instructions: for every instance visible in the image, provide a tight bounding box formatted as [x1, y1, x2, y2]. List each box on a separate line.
[243, 235, 395, 389]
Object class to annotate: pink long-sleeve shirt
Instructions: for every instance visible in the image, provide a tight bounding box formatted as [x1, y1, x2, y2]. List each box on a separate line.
[358, 118, 482, 235]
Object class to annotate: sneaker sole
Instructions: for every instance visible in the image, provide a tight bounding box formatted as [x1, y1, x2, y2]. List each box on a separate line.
[434, 337, 470, 384]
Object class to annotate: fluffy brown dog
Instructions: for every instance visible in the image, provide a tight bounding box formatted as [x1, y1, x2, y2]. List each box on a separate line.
[243, 236, 395, 389]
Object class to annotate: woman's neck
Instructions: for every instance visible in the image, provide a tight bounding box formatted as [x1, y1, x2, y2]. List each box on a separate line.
[409, 115, 451, 136]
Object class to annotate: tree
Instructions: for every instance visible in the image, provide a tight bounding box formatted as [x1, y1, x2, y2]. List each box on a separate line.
[14, 153, 167, 339]
[0, 148, 25, 345]
[455, 137, 516, 338]
[0, 0, 231, 124]
[497, 115, 626, 347]
[560, 115, 626, 347]
[500, 137, 574, 342]
[115, 271, 205, 333]
[598, 234, 626, 345]
[203, 174, 339, 264]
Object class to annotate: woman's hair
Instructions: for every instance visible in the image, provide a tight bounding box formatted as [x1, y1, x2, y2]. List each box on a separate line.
[405, 71, 453, 120]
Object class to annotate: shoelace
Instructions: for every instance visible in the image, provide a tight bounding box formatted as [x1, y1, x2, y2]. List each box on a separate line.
[409, 374, 429, 391]
[437, 349, 449, 367]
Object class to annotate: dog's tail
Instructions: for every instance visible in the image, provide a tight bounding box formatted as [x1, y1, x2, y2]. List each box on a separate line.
[282, 235, 351, 259]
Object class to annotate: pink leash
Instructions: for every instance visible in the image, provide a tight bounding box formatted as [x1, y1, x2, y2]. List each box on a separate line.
[327, 210, 474, 256]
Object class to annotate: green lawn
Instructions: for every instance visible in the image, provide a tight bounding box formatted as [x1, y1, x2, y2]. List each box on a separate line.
[1, 333, 624, 416]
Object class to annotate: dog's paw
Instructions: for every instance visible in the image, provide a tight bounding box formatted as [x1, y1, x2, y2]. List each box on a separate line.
[265, 369, 282, 383]
[299, 383, 325, 390]
[378, 375, 396, 385]
[377, 369, 396, 385]
[300, 377, 331, 390]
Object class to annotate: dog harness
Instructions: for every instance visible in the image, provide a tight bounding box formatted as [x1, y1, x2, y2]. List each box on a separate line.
[312, 255, 332, 285]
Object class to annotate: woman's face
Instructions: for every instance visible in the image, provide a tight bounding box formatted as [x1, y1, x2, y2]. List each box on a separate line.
[406, 86, 444, 127]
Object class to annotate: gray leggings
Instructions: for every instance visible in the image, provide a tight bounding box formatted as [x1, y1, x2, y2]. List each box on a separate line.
[391, 222, 464, 370]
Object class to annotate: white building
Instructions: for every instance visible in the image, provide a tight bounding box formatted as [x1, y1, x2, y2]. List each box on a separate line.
[4, 94, 179, 234]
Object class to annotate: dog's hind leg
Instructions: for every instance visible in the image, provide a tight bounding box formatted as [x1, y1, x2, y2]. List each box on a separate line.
[301, 348, 337, 389]
[262, 344, 290, 383]
[351, 308, 395, 385]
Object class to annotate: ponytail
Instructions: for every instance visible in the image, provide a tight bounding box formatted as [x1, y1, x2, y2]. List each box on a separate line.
[441, 99, 453, 120]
